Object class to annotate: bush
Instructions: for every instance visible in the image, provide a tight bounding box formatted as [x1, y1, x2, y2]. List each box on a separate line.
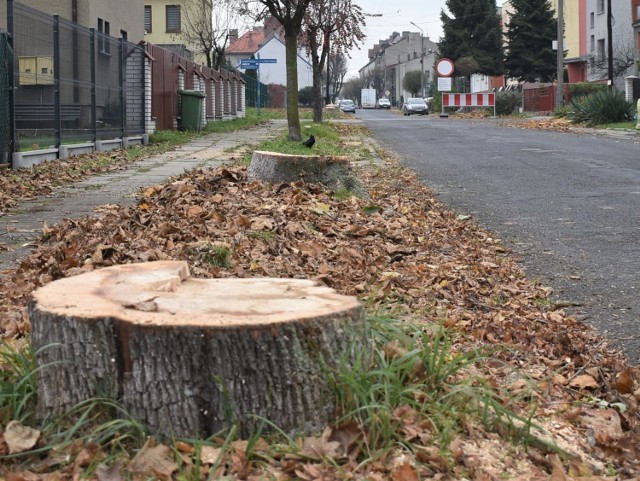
[495, 91, 522, 116]
[567, 88, 634, 126]
[568, 82, 606, 100]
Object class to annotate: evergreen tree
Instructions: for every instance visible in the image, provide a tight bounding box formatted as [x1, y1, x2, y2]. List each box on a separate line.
[439, 0, 504, 76]
[504, 0, 557, 82]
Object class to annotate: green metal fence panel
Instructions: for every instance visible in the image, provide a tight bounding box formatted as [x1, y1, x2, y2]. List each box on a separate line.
[241, 72, 270, 108]
[10, 2, 145, 152]
[0, 33, 11, 164]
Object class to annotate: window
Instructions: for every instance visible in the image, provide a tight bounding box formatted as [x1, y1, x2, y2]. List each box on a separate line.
[144, 5, 152, 33]
[597, 0, 604, 14]
[98, 18, 111, 55]
[120, 30, 128, 42]
[597, 38, 605, 60]
[166, 5, 181, 33]
[590, 35, 595, 52]
[590, 12, 594, 28]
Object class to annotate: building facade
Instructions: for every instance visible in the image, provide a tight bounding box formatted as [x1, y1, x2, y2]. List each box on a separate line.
[226, 19, 313, 90]
[359, 31, 437, 106]
[1, 0, 144, 44]
[143, 0, 211, 65]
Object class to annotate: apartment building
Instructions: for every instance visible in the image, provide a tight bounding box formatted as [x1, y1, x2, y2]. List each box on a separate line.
[1, 0, 144, 43]
[143, 0, 211, 65]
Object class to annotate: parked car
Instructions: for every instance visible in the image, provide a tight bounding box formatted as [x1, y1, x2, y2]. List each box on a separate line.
[339, 99, 356, 113]
[376, 98, 391, 109]
[403, 97, 428, 116]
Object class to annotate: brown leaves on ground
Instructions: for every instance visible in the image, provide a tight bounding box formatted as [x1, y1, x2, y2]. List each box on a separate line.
[0, 149, 147, 214]
[502, 117, 574, 132]
[1, 155, 640, 479]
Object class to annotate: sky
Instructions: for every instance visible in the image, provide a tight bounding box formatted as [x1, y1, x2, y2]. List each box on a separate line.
[345, 0, 448, 78]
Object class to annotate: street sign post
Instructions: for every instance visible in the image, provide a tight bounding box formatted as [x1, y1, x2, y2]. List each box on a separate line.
[237, 57, 277, 115]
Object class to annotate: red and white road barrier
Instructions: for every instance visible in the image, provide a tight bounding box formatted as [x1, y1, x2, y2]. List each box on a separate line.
[441, 93, 496, 116]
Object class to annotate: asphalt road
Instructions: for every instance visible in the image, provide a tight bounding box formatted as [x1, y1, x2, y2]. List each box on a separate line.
[357, 108, 640, 363]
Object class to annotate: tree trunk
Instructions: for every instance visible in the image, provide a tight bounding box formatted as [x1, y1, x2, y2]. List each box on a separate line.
[29, 261, 368, 439]
[248, 150, 368, 198]
[285, 32, 302, 140]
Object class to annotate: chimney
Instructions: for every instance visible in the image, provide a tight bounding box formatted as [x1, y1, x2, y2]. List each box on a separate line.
[228, 29, 238, 45]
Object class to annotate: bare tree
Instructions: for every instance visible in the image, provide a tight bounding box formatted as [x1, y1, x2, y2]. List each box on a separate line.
[303, 0, 365, 122]
[363, 63, 385, 95]
[240, 0, 313, 140]
[329, 53, 348, 103]
[341, 76, 365, 101]
[590, 38, 636, 80]
[181, 0, 238, 69]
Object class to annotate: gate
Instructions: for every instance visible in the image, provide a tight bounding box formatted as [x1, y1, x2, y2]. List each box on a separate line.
[0, 32, 11, 165]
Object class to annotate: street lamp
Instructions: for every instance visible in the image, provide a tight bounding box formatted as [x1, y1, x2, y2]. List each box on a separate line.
[410, 21, 425, 97]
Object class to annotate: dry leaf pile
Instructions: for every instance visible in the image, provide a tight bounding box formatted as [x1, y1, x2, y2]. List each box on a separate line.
[501, 117, 575, 132]
[1, 155, 640, 479]
[0, 150, 145, 215]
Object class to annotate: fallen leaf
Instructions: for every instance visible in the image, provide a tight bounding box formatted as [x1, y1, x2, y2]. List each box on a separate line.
[4, 421, 40, 455]
[569, 374, 599, 390]
[391, 463, 419, 481]
[130, 439, 177, 481]
[96, 461, 123, 481]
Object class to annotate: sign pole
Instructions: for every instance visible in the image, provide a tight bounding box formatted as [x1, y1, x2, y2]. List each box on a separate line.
[257, 54, 261, 115]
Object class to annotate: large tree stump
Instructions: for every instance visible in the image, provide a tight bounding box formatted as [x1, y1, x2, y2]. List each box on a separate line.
[29, 261, 368, 439]
[248, 150, 368, 198]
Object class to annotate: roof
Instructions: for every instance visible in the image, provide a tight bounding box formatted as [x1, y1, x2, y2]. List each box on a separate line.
[226, 29, 266, 54]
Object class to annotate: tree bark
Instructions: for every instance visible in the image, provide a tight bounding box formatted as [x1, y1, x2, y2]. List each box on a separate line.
[285, 32, 302, 140]
[29, 261, 368, 439]
[248, 150, 368, 198]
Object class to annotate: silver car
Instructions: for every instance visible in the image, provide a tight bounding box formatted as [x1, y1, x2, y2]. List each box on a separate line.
[403, 97, 428, 116]
[339, 100, 356, 113]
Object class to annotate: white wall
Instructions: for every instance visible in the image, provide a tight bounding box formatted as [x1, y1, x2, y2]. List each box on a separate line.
[256, 37, 313, 88]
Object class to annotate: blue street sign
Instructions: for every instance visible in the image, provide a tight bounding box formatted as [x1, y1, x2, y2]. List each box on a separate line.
[256, 58, 277, 64]
[239, 59, 258, 69]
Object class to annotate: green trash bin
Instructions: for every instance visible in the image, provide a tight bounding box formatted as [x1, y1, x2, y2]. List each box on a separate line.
[178, 89, 205, 131]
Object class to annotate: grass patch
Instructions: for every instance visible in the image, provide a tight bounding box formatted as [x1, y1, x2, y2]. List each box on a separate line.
[248, 230, 276, 243]
[597, 121, 636, 130]
[82, 184, 104, 191]
[258, 121, 347, 156]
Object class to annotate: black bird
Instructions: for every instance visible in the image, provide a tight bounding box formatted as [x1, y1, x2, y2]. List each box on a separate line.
[303, 135, 315, 148]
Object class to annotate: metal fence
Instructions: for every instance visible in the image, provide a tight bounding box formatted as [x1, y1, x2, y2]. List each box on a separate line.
[9, 1, 144, 152]
[241, 72, 271, 108]
[0, 32, 11, 164]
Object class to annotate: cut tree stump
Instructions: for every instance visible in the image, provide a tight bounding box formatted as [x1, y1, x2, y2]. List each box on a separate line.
[29, 261, 368, 439]
[248, 150, 368, 198]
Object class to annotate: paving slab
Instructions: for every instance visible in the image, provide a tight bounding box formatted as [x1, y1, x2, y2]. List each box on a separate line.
[0, 121, 285, 271]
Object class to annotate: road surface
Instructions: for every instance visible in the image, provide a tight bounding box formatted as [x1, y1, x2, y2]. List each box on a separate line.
[357, 108, 640, 363]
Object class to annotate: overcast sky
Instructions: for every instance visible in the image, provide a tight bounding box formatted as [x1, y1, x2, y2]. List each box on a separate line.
[346, 0, 448, 77]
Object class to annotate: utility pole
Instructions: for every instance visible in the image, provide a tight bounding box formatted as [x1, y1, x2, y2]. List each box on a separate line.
[556, 0, 564, 109]
[410, 22, 425, 97]
[607, 0, 613, 86]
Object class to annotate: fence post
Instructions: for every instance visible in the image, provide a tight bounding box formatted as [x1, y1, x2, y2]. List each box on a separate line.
[119, 38, 125, 139]
[140, 45, 146, 133]
[90, 28, 97, 143]
[7, 0, 19, 158]
[53, 15, 61, 149]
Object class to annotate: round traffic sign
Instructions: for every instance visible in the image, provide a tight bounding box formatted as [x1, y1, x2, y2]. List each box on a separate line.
[436, 58, 455, 77]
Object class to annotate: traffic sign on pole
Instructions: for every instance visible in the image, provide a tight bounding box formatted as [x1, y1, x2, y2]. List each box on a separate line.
[239, 59, 258, 69]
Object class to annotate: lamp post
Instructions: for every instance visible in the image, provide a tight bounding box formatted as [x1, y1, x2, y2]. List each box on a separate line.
[410, 21, 425, 97]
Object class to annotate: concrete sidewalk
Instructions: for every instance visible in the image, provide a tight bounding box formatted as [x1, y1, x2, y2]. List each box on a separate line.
[0, 121, 286, 271]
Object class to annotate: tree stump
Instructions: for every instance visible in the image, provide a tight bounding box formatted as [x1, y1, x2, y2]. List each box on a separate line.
[29, 261, 368, 439]
[248, 150, 368, 198]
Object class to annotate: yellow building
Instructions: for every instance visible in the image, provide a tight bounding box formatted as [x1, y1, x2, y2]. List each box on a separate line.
[0, 0, 144, 43]
[143, 0, 212, 66]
